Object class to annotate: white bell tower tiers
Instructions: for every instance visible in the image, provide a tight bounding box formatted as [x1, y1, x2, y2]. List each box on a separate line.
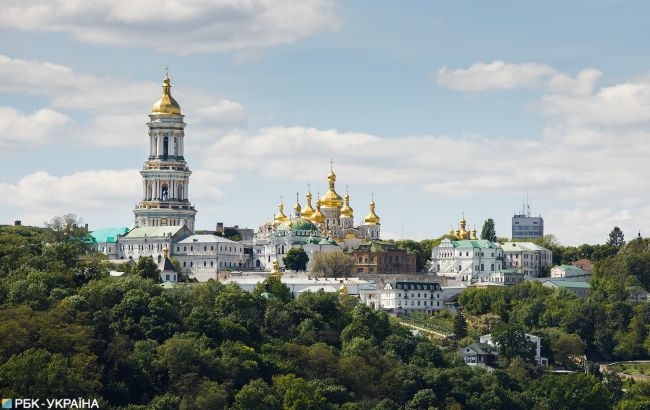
[134, 72, 197, 232]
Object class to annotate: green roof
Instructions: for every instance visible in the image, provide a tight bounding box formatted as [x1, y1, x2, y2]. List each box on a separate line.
[544, 280, 590, 289]
[453, 240, 499, 249]
[90, 227, 130, 243]
[123, 226, 187, 238]
[277, 218, 319, 232]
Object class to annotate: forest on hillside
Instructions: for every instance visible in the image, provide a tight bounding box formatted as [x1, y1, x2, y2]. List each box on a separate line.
[1, 220, 650, 409]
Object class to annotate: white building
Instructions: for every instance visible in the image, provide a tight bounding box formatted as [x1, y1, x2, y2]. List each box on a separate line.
[173, 235, 246, 281]
[359, 280, 444, 313]
[117, 225, 193, 262]
[429, 238, 504, 285]
[551, 264, 589, 278]
[501, 242, 553, 278]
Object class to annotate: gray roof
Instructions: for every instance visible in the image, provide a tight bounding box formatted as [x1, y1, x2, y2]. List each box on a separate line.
[123, 225, 187, 239]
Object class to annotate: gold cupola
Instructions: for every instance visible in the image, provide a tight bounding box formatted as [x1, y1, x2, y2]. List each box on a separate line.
[363, 195, 381, 225]
[319, 168, 344, 209]
[340, 191, 353, 218]
[152, 73, 182, 115]
[301, 189, 315, 220]
[293, 193, 302, 217]
[310, 197, 326, 225]
[274, 200, 288, 225]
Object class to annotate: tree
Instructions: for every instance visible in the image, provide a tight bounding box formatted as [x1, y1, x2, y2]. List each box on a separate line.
[283, 248, 309, 271]
[453, 310, 468, 341]
[491, 323, 536, 363]
[308, 252, 355, 277]
[133, 256, 161, 282]
[608, 227, 625, 247]
[481, 218, 497, 242]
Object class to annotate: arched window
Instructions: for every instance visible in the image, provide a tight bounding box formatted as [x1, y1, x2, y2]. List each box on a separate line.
[161, 184, 169, 201]
[163, 136, 169, 159]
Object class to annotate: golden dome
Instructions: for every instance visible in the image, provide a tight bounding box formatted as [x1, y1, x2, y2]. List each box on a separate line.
[301, 190, 315, 219]
[152, 74, 181, 115]
[364, 197, 381, 225]
[293, 193, 302, 216]
[320, 168, 343, 209]
[310, 198, 326, 225]
[274, 201, 288, 225]
[340, 191, 353, 218]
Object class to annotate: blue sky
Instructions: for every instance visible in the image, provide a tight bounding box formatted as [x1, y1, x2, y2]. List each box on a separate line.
[2, 0, 650, 245]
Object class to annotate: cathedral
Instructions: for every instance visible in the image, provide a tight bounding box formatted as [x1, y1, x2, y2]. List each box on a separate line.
[251, 167, 382, 269]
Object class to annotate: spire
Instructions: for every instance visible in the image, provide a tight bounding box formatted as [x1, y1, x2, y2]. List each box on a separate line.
[320, 164, 343, 208]
[340, 185, 354, 218]
[152, 70, 182, 115]
[274, 197, 288, 225]
[310, 193, 325, 225]
[301, 184, 315, 219]
[293, 192, 302, 217]
[364, 193, 380, 225]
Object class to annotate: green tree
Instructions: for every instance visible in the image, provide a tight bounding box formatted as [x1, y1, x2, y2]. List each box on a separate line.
[551, 332, 586, 369]
[283, 247, 309, 271]
[491, 323, 536, 363]
[481, 218, 497, 242]
[453, 310, 468, 341]
[234, 378, 281, 410]
[308, 252, 355, 277]
[133, 256, 161, 282]
[608, 226, 625, 247]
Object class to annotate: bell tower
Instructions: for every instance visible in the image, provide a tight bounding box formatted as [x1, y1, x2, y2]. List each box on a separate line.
[134, 72, 197, 232]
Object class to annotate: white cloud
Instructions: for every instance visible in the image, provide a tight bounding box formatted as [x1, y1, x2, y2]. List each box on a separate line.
[0, 0, 340, 55]
[0, 168, 234, 229]
[0, 55, 247, 149]
[436, 61, 558, 92]
[0, 106, 70, 149]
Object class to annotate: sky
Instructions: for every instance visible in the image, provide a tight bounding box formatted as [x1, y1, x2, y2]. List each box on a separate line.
[1, 0, 650, 246]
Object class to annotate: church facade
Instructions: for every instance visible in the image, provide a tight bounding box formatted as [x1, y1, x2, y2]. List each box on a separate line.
[250, 167, 383, 270]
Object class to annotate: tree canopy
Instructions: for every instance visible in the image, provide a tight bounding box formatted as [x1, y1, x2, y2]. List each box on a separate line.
[283, 247, 309, 271]
[481, 218, 497, 242]
[308, 252, 355, 277]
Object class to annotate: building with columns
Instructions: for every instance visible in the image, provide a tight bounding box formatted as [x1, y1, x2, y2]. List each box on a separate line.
[133, 73, 197, 232]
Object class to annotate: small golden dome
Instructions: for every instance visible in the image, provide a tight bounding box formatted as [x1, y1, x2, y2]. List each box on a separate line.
[320, 168, 343, 209]
[364, 197, 381, 225]
[274, 201, 288, 225]
[152, 74, 181, 115]
[301, 190, 315, 219]
[340, 192, 353, 218]
[310, 198, 326, 224]
[293, 192, 302, 216]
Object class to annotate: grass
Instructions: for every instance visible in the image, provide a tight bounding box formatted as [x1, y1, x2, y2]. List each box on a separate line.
[610, 362, 650, 376]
